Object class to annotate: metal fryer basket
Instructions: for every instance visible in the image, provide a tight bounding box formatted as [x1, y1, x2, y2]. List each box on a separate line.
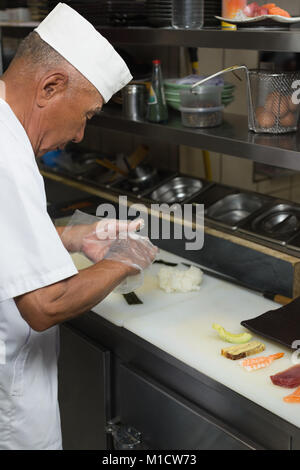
[248, 70, 300, 134]
[192, 66, 300, 134]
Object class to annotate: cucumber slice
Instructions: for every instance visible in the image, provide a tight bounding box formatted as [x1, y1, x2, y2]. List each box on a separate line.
[213, 323, 252, 344]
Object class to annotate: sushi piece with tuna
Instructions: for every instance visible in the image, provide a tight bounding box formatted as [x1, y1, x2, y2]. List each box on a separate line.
[271, 364, 300, 388]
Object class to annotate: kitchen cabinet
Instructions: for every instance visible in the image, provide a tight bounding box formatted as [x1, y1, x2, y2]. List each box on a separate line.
[118, 363, 259, 450]
[58, 324, 111, 450]
[69, 312, 300, 450]
[293, 435, 300, 450]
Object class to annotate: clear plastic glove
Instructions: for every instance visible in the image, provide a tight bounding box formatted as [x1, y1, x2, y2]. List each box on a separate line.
[104, 232, 158, 272]
[104, 232, 158, 294]
[81, 218, 143, 264]
[62, 210, 157, 294]
[61, 210, 144, 262]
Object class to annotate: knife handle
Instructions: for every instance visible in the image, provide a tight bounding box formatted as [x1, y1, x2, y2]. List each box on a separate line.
[264, 293, 293, 306]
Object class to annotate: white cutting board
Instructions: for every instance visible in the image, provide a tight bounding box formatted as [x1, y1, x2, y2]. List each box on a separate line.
[123, 277, 299, 429]
[71, 250, 207, 327]
[71, 250, 300, 428]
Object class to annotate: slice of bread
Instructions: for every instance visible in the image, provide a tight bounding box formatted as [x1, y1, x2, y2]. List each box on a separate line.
[221, 341, 265, 361]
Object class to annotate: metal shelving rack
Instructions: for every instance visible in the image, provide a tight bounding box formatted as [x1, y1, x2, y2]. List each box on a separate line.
[2, 22, 300, 170]
[2, 23, 300, 51]
[96, 106, 300, 171]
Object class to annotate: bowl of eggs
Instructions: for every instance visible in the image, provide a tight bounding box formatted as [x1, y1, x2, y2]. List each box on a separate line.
[247, 70, 300, 134]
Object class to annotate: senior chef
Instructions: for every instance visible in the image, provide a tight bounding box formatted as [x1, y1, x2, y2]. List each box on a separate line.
[0, 3, 157, 450]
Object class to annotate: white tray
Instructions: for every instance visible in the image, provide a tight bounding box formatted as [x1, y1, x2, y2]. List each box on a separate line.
[216, 15, 300, 25]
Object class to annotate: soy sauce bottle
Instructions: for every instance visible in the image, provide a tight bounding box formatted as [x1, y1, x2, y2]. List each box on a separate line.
[146, 60, 168, 124]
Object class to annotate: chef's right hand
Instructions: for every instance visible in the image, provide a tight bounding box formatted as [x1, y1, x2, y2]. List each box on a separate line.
[104, 232, 158, 275]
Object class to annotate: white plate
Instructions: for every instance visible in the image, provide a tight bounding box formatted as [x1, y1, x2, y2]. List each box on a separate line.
[216, 15, 300, 24]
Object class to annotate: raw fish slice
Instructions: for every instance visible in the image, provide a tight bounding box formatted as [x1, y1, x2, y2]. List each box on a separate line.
[283, 387, 300, 403]
[240, 353, 284, 371]
[271, 364, 300, 388]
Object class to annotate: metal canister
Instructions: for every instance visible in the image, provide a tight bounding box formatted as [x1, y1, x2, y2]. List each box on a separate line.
[122, 84, 146, 121]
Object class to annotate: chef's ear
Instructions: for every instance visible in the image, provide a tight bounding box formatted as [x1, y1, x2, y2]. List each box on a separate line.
[36, 72, 69, 107]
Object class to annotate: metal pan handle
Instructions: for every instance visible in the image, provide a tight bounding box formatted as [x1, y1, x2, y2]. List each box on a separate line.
[191, 64, 249, 91]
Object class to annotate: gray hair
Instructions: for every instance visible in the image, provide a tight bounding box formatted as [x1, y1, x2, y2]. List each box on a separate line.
[14, 31, 92, 91]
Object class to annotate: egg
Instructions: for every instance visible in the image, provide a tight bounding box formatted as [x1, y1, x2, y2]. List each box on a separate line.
[256, 110, 276, 129]
[265, 92, 289, 118]
[280, 112, 297, 128]
[255, 106, 265, 120]
[287, 95, 299, 113]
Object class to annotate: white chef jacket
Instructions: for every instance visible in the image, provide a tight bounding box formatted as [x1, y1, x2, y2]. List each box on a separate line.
[0, 98, 78, 450]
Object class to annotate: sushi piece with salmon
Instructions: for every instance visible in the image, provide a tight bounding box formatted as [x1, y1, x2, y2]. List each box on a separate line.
[283, 387, 300, 403]
[239, 353, 284, 372]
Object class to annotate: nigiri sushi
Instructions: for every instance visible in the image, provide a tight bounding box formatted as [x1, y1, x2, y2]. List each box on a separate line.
[283, 387, 300, 403]
[239, 353, 284, 372]
[271, 364, 300, 388]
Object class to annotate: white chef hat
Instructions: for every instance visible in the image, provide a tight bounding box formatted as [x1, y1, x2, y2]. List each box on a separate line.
[35, 3, 132, 103]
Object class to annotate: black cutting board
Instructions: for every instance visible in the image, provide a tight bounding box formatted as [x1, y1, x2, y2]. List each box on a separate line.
[241, 297, 300, 350]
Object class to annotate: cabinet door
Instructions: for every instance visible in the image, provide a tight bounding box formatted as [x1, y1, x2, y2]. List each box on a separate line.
[58, 324, 111, 450]
[118, 364, 262, 450]
[292, 435, 300, 450]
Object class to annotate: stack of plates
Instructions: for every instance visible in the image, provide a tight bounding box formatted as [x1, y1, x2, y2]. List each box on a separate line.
[147, 0, 221, 28]
[48, 1, 108, 25]
[27, 0, 49, 20]
[204, 0, 221, 26]
[7, 0, 27, 7]
[105, 0, 147, 26]
[164, 78, 236, 110]
[48, 1, 146, 26]
[147, 0, 171, 27]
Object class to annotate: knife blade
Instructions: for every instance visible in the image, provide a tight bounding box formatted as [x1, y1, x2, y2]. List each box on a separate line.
[154, 260, 293, 305]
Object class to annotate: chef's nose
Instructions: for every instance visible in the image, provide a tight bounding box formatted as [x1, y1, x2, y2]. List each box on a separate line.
[72, 125, 85, 144]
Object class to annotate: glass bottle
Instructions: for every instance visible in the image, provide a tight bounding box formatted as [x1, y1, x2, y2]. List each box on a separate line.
[146, 60, 168, 124]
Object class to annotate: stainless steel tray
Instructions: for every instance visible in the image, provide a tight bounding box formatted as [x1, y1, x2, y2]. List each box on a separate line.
[146, 176, 205, 203]
[240, 203, 300, 244]
[205, 192, 270, 230]
[287, 232, 300, 251]
[191, 183, 236, 208]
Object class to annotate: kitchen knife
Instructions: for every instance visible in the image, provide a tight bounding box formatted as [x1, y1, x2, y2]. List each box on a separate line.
[154, 260, 293, 306]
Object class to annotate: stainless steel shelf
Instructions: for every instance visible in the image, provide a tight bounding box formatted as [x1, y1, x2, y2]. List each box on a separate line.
[2, 22, 300, 52]
[95, 107, 300, 171]
[97, 26, 300, 52]
[0, 21, 39, 27]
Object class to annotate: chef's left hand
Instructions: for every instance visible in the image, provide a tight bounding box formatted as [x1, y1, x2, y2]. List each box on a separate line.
[80, 218, 144, 263]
